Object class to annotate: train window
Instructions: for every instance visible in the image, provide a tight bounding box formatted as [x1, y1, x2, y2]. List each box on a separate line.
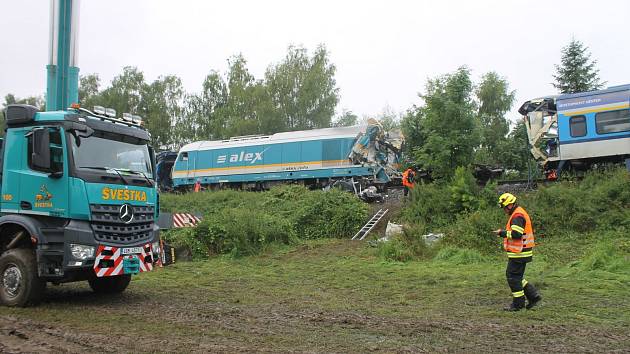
[596, 109, 630, 134]
[180, 152, 188, 161]
[569, 115, 587, 137]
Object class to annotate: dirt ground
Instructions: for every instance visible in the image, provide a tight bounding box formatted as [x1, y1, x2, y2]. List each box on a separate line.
[1, 301, 628, 353]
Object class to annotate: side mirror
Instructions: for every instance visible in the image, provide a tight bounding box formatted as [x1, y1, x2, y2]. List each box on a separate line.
[31, 128, 51, 170]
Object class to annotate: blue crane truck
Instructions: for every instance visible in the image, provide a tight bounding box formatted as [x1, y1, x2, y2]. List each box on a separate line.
[0, 0, 160, 307]
[0, 104, 160, 306]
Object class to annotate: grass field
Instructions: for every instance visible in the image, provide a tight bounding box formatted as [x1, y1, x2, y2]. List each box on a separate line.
[2, 169, 628, 353]
[1, 239, 629, 353]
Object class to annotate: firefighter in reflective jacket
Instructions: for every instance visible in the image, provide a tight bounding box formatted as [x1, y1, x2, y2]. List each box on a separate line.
[402, 167, 416, 196]
[493, 193, 542, 311]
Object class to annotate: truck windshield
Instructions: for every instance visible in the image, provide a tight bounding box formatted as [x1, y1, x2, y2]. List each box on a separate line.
[71, 136, 153, 178]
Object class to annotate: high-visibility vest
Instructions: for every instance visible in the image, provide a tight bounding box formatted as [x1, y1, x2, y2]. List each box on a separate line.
[402, 169, 415, 188]
[503, 206, 535, 258]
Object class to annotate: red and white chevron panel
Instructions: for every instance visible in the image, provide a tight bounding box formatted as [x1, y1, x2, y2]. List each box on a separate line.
[173, 213, 201, 228]
[93, 244, 154, 277]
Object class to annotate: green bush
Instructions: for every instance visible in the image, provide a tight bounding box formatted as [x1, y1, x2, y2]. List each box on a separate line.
[397, 167, 630, 265]
[259, 185, 368, 239]
[194, 208, 298, 257]
[522, 167, 630, 238]
[162, 167, 630, 263]
[402, 167, 493, 229]
[162, 227, 207, 261]
[478, 180, 500, 209]
[440, 209, 504, 255]
[160, 185, 368, 258]
[292, 188, 368, 239]
[402, 182, 454, 228]
[449, 166, 480, 212]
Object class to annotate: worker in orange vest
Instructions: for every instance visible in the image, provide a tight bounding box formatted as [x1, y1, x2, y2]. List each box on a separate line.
[193, 179, 201, 193]
[493, 193, 542, 311]
[402, 167, 416, 196]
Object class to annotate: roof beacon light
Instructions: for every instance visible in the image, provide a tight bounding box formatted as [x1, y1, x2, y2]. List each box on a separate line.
[105, 108, 117, 118]
[122, 113, 133, 122]
[93, 106, 106, 115]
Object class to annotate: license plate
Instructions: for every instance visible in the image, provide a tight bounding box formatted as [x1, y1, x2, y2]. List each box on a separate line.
[121, 247, 143, 255]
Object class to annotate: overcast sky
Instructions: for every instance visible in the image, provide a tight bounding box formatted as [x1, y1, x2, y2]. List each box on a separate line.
[1, 0, 629, 124]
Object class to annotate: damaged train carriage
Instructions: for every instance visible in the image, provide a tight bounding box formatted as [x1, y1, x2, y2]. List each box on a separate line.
[170, 119, 403, 191]
[520, 84, 630, 179]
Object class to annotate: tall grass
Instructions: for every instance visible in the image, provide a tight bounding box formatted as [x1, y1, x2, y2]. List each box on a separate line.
[578, 231, 630, 272]
[379, 167, 630, 265]
[162, 185, 368, 258]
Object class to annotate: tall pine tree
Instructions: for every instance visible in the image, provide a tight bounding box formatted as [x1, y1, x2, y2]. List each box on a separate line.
[552, 39, 604, 94]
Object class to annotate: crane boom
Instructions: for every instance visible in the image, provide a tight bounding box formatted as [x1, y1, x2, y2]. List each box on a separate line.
[46, 0, 80, 111]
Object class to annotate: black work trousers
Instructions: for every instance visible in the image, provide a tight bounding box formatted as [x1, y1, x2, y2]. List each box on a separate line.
[506, 258, 529, 296]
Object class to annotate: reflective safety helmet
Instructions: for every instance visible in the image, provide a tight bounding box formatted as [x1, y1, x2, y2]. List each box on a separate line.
[498, 193, 517, 208]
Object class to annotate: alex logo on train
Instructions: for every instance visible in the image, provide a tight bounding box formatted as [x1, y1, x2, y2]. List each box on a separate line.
[217, 148, 268, 164]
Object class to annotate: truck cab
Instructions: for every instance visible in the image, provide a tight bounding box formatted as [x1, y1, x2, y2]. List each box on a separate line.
[0, 104, 160, 306]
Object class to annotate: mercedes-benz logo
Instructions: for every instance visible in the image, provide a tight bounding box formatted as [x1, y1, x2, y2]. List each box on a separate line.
[119, 204, 134, 224]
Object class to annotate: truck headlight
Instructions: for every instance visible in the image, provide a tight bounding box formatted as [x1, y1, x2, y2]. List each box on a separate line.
[70, 244, 95, 260]
[152, 241, 160, 255]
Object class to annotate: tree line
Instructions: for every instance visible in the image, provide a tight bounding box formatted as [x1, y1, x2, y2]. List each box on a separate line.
[2, 39, 603, 177]
[76, 45, 340, 149]
[400, 39, 603, 178]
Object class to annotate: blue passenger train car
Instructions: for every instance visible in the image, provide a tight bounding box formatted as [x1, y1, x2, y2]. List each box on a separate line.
[520, 84, 630, 177]
[171, 125, 401, 190]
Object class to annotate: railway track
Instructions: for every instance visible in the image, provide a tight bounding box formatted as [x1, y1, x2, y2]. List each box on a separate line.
[495, 175, 588, 192]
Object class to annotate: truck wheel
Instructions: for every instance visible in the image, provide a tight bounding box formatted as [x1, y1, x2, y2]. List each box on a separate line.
[88, 274, 131, 294]
[0, 249, 46, 307]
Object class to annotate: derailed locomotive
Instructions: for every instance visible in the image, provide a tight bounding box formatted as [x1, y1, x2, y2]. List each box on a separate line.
[520, 84, 630, 179]
[164, 119, 403, 191]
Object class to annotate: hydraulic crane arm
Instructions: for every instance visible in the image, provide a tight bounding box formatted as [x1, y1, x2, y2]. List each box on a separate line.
[46, 0, 80, 111]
